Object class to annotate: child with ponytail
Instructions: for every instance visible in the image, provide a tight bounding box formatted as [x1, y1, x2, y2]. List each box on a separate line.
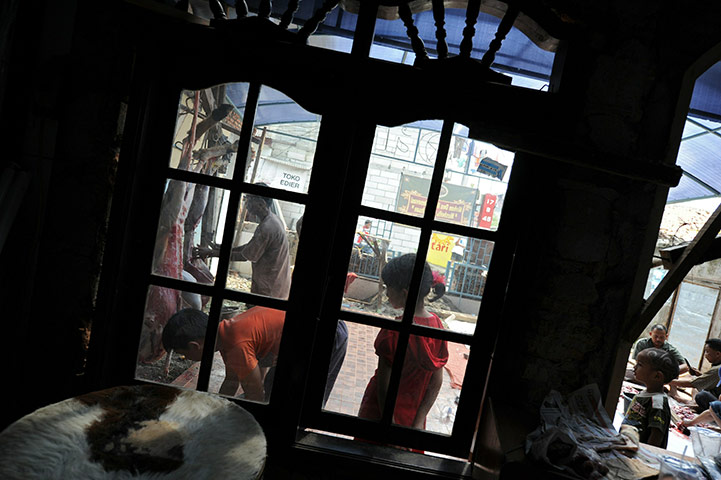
[358, 253, 449, 430]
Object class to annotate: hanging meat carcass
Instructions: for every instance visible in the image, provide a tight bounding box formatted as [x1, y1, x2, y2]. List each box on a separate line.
[137, 93, 235, 364]
[137, 93, 201, 364]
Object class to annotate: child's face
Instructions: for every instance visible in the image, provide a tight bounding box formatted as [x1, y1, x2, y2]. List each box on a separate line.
[704, 345, 721, 364]
[633, 351, 657, 385]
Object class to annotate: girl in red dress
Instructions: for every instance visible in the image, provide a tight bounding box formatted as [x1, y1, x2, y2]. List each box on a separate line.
[358, 254, 449, 430]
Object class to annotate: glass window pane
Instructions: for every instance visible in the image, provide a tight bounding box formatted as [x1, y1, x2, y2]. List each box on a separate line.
[338, 321, 456, 434]
[425, 233, 494, 334]
[243, 86, 320, 194]
[208, 303, 286, 404]
[361, 122, 513, 230]
[644, 266, 668, 299]
[362, 123, 439, 217]
[307, 32, 356, 54]
[170, 85, 246, 180]
[640, 269, 674, 335]
[135, 286, 211, 386]
[668, 282, 719, 368]
[398, 339, 468, 435]
[302, 8, 358, 51]
[152, 179, 229, 286]
[324, 321, 381, 417]
[342, 216, 421, 321]
[322, 325, 465, 436]
[436, 124, 514, 231]
[386, 331, 448, 431]
[321, 319, 350, 409]
[226, 193, 303, 300]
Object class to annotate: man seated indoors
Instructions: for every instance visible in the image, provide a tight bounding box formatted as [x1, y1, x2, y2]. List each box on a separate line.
[633, 324, 690, 375]
[162, 306, 285, 402]
[670, 338, 721, 410]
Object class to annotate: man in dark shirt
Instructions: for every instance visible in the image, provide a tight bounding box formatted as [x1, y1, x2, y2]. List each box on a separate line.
[229, 192, 291, 299]
[633, 324, 690, 375]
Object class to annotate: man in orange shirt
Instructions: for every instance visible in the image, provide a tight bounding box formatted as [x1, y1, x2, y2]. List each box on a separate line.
[162, 306, 285, 401]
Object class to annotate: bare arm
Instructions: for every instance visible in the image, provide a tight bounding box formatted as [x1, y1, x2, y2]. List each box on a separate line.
[229, 245, 248, 262]
[669, 376, 696, 388]
[219, 362, 240, 397]
[240, 365, 265, 401]
[193, 244, 220, 259]
[231, 223, 271, 263]
[412, 368, 444, 429]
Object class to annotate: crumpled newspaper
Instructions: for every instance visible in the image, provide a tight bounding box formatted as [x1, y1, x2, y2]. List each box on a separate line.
[525, 385, 658, 480]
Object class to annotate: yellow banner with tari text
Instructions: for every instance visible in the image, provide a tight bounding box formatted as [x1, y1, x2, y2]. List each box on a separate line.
[427, 233, 455, 267]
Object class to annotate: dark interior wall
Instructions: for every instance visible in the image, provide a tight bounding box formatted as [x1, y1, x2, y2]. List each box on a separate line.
[0, 0, 130, 428]
[490, 158, 666, 407]
[488, 2, 721, 411]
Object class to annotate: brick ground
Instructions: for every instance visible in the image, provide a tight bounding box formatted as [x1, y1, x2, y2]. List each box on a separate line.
[323, 320, 465, 435]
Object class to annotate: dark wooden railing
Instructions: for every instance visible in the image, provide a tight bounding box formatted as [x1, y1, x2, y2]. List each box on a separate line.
[196, 0, 523, 73]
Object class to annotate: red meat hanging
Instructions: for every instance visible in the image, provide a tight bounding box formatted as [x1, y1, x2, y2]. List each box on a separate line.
[137, 92, 201, 363]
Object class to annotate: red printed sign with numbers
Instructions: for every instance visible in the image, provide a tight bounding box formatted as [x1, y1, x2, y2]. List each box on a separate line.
[478, 194, 497, 229]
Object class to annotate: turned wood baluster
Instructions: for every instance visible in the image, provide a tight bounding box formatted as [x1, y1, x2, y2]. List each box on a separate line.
[479, 4, 519, 69]
[297, 0, 341, 42]
[431, 0, 448, 59]
[398, 2, 429, 63]
[235, 0, 249, 17]
[258, 0, 272, 19]
[279, 0, 300, 29]
[208, 0, 227, 19]
[459, 0, 481, 58]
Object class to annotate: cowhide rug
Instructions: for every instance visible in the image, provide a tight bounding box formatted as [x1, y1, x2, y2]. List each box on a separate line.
[0, 385, 266, 479]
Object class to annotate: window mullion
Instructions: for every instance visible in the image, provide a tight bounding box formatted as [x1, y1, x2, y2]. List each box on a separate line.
[195, 82, 261, 392]
[379, 119, 455, 430]
[380, 239, 432, 426]
[357, 204, 500, 242]
[296, 118, 378, 426]
[350, 1, 378, 58]
[425, 119, 454, 218]
[163, 167, 233, 191]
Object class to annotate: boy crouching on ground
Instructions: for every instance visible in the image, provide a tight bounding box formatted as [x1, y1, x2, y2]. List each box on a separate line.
[622, 347, 680, 448]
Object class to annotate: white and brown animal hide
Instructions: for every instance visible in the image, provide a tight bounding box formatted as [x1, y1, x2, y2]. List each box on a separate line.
[0, 385, 266, 480]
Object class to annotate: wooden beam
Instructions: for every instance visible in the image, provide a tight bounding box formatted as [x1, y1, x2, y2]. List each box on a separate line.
[705, 293, 721, 371]
[660, 236, 721, 268]
[604, 339, 633, 419]
[629, 202, 721, 340]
